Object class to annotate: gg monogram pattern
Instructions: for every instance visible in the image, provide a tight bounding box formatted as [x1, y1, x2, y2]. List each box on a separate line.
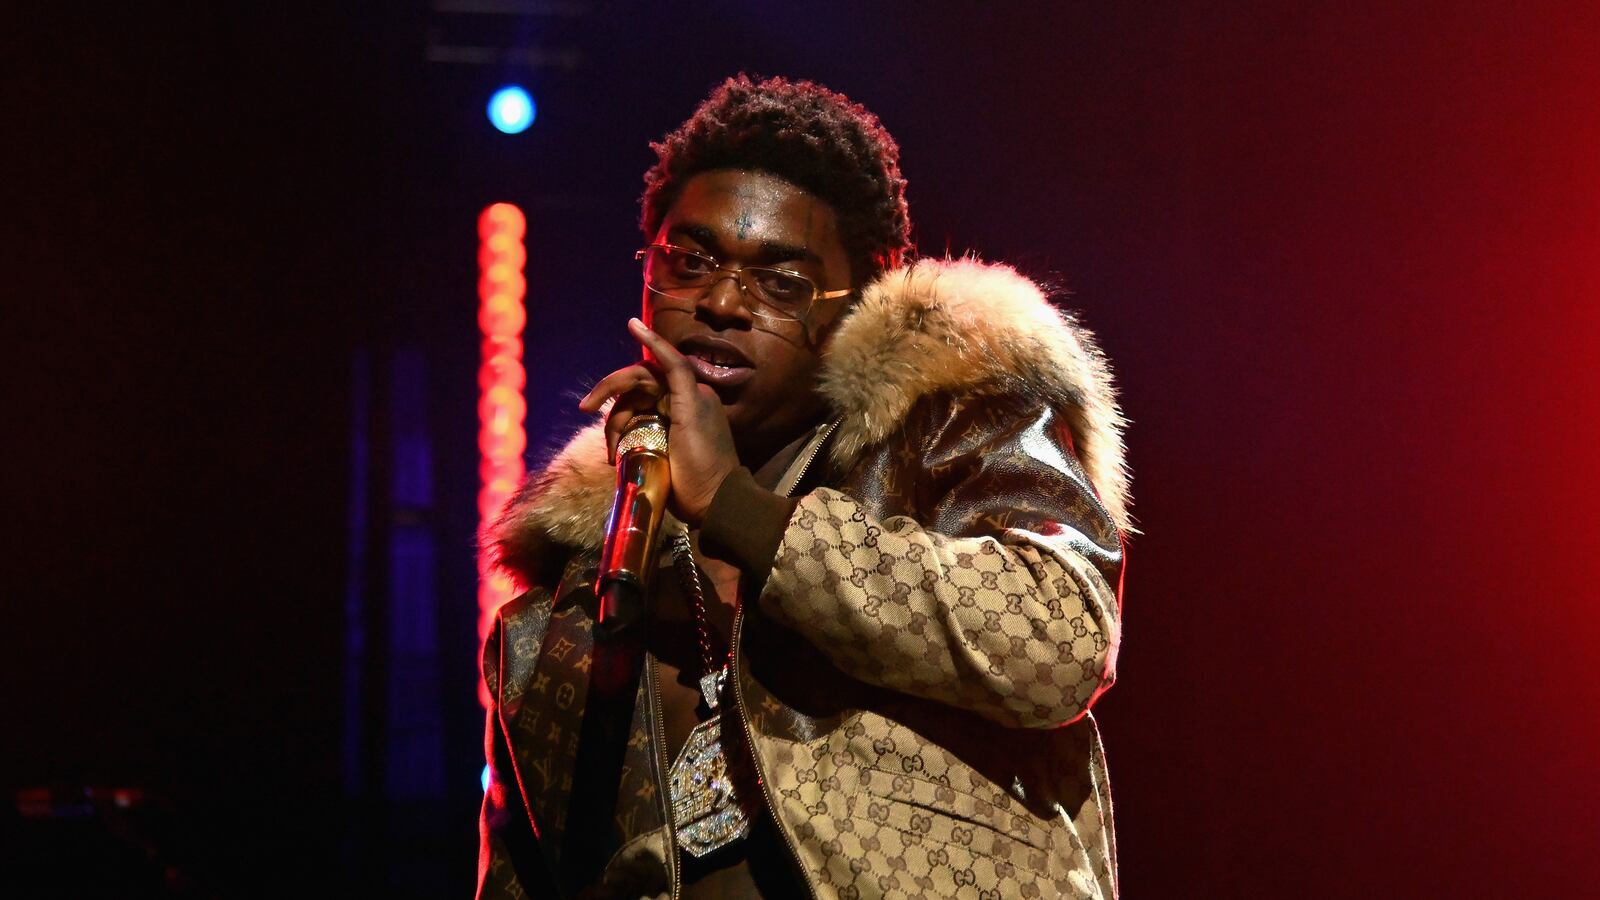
[733, 390, 1122, 899]
[762, 488, 1119, 730]
[753, 713, 1113, 900]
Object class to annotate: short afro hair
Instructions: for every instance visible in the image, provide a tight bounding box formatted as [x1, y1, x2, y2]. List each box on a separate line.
[641, 75, 913, 285]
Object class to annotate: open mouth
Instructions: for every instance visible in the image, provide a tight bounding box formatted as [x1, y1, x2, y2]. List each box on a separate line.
[676, 335, 755, 387]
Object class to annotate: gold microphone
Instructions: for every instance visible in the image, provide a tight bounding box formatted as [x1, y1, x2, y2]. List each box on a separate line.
[595, 414, 670, 636]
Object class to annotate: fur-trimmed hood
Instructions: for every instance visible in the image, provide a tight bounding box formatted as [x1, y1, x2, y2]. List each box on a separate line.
[489, 256, 1131, 586]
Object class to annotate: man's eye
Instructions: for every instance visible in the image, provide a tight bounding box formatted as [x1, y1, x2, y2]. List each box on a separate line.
[756, 270, 809, 302]
[670, 250, 714, 276]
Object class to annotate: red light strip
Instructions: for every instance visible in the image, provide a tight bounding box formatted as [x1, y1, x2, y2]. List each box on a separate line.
[476, 202, 527, 700]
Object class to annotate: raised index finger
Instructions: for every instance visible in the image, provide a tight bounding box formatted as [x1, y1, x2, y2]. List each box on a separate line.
[627, 318, 699, 397]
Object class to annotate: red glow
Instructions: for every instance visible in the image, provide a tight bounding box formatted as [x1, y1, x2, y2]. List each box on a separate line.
[478, 238, 526, 270]
[476, 202, 528, 704]
[479, 456, 524, 485]
[477, 293, 527, 337]
[476, 202, 525, 240]
[477, 422, 527, 460]
[477, 356, 526, 392]
[478, 383, 527, 423]
[477, 485, 514, 525]
[481, 335, 522, 362]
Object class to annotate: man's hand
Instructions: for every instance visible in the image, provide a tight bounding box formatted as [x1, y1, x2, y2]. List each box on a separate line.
[578, 318, 739, 529]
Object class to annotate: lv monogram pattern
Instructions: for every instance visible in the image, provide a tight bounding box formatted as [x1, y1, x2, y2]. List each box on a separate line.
[479, 554, 675, 898]
[479, 587, 556, 900]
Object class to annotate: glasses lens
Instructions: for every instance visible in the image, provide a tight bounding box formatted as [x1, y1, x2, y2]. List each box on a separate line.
[638, 246, 813, 321]
[745, 268, 815, 313]
[644, 245, 715, 295]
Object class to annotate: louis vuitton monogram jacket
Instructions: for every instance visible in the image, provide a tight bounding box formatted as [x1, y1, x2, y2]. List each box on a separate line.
[478, 257, 1132, 899]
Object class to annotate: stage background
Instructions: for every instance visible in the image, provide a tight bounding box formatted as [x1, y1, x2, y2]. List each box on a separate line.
[6, 2, 1596, 896]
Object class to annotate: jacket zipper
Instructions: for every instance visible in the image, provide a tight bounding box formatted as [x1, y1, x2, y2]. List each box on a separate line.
[645, 656, 681, 899]
[730, 604, 810, 893]
[728, 419, 838, 895]
[780, 420, 838, 497]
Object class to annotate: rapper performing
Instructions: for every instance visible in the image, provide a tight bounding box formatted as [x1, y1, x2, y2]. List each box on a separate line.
[476, 76, 1130, 899]
[22, 3, 1592, 896]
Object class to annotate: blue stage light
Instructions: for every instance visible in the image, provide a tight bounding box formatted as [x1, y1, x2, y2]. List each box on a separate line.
[487, 86, 535, 134]
[482, 763, 493, 792]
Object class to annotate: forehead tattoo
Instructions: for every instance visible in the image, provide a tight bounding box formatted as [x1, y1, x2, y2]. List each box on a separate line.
[721, 182, 764, 243]
[699, 175, 828, 259]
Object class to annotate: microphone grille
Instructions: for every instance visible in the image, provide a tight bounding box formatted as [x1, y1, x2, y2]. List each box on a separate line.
[617, 416, 669, 453]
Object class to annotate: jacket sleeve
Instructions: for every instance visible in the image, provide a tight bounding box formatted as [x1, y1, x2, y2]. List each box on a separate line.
[702, 391, 1124, 730]
[476, 601, 559, 899]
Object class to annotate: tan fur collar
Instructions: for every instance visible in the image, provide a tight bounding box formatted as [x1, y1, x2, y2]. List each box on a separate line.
[487, 257, 1131, 586]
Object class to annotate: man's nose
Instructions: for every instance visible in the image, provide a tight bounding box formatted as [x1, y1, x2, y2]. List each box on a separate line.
[696, 271, 751, 324]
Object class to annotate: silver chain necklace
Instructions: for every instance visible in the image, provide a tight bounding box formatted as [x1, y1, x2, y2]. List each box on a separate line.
[665, 528, 754, 857]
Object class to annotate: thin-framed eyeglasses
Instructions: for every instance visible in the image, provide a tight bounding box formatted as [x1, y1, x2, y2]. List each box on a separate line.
[635, 243, 851, 323]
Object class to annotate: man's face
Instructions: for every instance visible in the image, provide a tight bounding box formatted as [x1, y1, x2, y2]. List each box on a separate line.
[643, 169, 853, 465]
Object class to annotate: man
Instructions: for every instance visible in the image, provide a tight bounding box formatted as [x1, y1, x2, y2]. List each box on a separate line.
[479, 75, 1131, 899]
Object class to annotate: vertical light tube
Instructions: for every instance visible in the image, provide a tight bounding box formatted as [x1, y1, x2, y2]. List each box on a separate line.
[476, 203, 527, 706]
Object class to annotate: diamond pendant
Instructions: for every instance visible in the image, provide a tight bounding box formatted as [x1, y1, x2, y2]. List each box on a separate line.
[668, 668, 752, 857]
[698, 668, 724, 711]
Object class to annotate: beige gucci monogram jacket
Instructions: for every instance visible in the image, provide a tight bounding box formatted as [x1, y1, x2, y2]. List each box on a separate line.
[478, 257, 1131, 899]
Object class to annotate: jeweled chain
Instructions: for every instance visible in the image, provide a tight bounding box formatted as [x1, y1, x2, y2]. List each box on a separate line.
[670, 529, 725, 685]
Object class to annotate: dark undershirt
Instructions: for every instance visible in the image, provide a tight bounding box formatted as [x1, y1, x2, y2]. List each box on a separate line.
[679, 809, 810, 899]
[655, 424, 822, 899]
